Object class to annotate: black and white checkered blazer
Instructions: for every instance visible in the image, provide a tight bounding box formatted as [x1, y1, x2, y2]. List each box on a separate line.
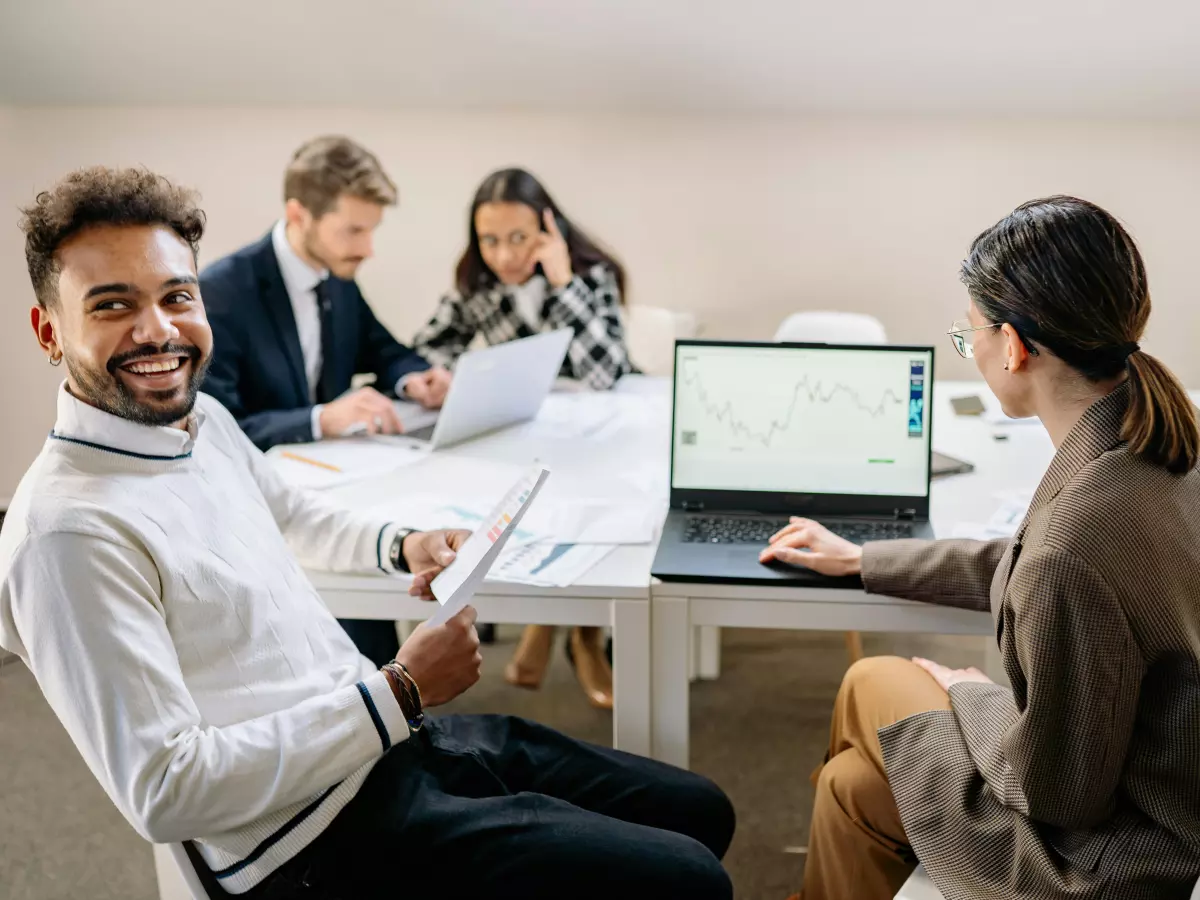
[864, 382, 1200, 899]
[412, 264, 634, 390]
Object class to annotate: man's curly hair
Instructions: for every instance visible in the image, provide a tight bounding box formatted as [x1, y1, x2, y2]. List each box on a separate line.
[19, 166, 206, 308]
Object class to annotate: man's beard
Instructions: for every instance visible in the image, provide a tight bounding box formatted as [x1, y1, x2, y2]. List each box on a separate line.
[65, 343, 211, 427]
[303, 229, 363, 278]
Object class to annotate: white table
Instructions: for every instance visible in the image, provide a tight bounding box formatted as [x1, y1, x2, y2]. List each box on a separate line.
[650, 380, 1057, 769]
[307, 380, 673, 757]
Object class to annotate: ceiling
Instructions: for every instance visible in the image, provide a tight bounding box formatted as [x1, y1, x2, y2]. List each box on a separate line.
[3, 0, 1200, 116]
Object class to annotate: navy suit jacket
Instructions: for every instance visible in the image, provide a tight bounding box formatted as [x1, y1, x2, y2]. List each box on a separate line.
[200, 232, 430, 450]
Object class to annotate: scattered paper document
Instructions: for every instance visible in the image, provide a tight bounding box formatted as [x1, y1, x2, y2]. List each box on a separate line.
[523, 393, 616, 440]
[427, 465, 551, 626]
[376, 495, 544, 546]
[950, 488, 1035, 540]
[269, 438, 426, 489]
[490, 542, 616, 587]
[541, 499, 659, 545]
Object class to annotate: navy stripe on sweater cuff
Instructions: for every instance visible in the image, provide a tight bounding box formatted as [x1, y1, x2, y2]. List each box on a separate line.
[356, 680, 391, 752]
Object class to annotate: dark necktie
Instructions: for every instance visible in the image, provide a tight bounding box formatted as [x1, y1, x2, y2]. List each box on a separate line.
[314, 278, 338, 404]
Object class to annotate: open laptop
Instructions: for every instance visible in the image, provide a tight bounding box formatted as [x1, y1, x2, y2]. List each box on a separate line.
[651, 339, 935, 586]
[393, 327, 573, 450]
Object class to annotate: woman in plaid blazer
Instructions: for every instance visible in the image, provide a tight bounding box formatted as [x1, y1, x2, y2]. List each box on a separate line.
[763, 196, 1200, 900]
[414, 168, 636, 709]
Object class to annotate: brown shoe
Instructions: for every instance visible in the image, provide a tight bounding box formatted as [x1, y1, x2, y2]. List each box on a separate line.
[504, 625, 556, 689]
[566, 626, 614, 710]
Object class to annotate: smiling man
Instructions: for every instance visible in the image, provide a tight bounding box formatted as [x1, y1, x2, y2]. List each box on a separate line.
[0, 167, 735, 899]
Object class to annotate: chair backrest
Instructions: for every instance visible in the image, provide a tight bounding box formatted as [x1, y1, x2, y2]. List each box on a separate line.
[894, 865, 944, 899]
[896, 864, 1200, 899]
[623, 305, 699, 377]
[773, 311, 888, 345]
[164, 843, 211, 900]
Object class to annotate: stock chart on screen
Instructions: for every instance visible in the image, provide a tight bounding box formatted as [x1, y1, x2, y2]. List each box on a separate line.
[672, 343, 931, 497]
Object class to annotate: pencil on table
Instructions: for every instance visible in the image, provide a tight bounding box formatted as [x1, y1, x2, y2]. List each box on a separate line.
[280, 451, 342, 473]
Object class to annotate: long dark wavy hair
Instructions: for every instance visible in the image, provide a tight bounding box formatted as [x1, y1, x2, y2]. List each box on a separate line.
[454, 168, 626, 300]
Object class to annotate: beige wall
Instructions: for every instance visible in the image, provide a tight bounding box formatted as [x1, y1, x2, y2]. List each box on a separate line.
[3, 107, 1200, 500]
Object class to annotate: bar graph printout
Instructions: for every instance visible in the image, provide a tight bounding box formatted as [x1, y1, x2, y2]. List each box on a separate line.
[427, 465, 551, 626]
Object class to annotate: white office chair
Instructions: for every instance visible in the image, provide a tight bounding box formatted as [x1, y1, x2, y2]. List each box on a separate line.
[896, 864, 1200, 899]
[773, 310, 888, 345]
[894, 865, 945, 900]
[692, 310, 890, 682]
[623, 305, 699, 377]
[155, 842, 211, 900]
[779, 310, 888, 665]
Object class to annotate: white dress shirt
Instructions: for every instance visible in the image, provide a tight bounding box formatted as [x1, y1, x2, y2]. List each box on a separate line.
[271, 221, 329, 437]
[271, 221, 416, 439]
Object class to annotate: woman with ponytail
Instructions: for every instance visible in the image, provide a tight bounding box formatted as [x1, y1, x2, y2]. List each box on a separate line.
[764, 197, 1200, 900]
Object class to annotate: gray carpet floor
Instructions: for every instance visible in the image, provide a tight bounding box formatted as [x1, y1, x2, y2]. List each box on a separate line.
[0, 626, 989, 899]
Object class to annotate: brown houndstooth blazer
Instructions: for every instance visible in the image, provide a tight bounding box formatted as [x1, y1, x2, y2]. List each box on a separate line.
[863, 382, 1200, 900]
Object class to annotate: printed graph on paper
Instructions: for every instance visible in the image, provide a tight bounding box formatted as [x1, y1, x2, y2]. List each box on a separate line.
[671, 344, 931, 497]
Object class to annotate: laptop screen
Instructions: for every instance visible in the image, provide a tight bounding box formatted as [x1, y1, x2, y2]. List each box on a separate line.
[671, 341, 933, 500]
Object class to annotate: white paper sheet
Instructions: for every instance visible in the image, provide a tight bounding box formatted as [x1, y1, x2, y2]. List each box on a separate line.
[372, 494, 545, 546]
[522, 393, 617, 440]
[540, 500, 659, 545]
[489, 542, 616, 587]
[427, 466, 551, 626]
[268, 438, 427, 489]
[950, 488, 1035, 540]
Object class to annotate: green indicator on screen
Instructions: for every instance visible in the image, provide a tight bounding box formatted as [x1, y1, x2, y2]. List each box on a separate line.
[867, 458, 895, 464]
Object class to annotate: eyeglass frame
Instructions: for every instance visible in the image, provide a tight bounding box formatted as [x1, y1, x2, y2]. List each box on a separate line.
[947, 319, 1041, 360]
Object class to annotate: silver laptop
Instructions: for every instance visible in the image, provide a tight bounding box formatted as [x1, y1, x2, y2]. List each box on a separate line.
[651, 339, 935, 586]
[394, 328, 573, 450]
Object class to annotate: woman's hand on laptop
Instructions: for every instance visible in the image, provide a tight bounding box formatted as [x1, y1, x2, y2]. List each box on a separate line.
[759, 517, 863, 576]
[406, 529, 471, 600]
[405, 367, 452, 409]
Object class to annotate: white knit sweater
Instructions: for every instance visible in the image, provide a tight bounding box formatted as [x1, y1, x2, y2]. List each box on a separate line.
[0, 386, 411, 893]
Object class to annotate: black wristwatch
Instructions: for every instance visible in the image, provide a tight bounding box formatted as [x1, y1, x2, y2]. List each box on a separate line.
[389, 528, 418, 573]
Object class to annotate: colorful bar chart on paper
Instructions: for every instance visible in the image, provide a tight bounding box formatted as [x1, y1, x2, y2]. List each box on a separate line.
[428, 465, 552, 626]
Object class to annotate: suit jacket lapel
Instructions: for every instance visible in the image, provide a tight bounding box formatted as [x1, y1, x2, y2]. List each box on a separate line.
[252, 234, 309, 402]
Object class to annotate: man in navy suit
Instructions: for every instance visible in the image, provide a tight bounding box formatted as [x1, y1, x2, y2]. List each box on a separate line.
[202, 136, 453, 665]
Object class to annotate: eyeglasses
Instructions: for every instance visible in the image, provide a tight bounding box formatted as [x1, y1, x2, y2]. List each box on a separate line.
[947, 319, 1000, 359]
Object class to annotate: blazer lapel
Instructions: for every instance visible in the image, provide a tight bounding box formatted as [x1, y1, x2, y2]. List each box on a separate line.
[993, 382, 1130, 640]
[252, 235, 309, 402]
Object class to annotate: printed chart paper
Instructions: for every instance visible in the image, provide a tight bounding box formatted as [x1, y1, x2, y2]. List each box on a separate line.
[427, 465, 551, 626]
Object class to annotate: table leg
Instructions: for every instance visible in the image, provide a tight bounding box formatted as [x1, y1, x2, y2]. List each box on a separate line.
[695, 625, 721, 680]
[610, 598, 651, 757]
[652, 595, 692, 769]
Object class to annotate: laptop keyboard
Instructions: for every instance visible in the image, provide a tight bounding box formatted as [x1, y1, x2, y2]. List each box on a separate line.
[682, 515, 913, 545]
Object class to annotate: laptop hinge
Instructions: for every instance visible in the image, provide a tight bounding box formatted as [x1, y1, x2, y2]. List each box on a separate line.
[681, 500, 705, 511]
[893, 508, 917, 521]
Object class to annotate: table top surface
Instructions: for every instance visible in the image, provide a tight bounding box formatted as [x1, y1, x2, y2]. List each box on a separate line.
[308, 376, 1060, 595]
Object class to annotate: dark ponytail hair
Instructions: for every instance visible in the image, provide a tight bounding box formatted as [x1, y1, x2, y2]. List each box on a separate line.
[961, 195, 1198, 474]
[454, 168, 626, 300]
